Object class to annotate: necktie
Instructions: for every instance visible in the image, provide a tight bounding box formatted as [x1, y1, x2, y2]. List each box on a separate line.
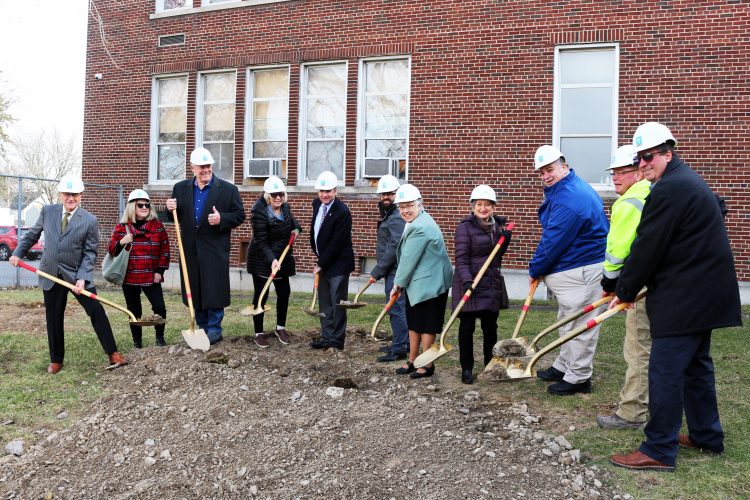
[62, 212, 71, 232]
[322, 203, 328, 220]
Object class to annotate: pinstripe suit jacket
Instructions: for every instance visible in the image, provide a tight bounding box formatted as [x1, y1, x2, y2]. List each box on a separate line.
[13, 203, 100, 291]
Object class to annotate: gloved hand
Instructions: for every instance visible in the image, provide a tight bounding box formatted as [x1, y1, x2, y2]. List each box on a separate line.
[464, 281, 474, 292]
[601, 276, 618, 293]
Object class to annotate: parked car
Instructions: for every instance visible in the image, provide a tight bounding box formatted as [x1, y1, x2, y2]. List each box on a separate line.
[0, 226, 44, 261]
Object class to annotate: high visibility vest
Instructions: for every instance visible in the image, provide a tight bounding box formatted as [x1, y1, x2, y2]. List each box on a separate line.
[603, 179, 651, 279]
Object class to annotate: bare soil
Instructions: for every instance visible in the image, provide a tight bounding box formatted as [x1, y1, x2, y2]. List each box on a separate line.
[0, 327, 634, 499]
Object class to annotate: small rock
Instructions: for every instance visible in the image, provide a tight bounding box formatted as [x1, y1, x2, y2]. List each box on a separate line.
[144, 439, 156, 447]
[160, 449, 172, 461]
[589, 489, 601, 497]
[4, 440, 24, 456]
[546, 441, 562, 454]
[541, 449, 553, 457]
[326, 387, 345, 398]
[113, 453, 125, 464]
[569, 425, 576, 432]
[291, 391, 303, 402]
[443, 431, 454, 437]
[228, 359, 241, 369]
[56, 411, 68, 420]
[144, 456, 157, 466]
[570, 449, 581, 462]
[300, 479, 310, 486]
[369, 376, 380, 383]
[249, 485, 258, 495]
[555, 435, 573, 450]
[485, 451, 496, 458]
[240, 385, 249, 391]
[205, 352, 229, 364]
[418, 469, 427, 475]
[458, 408, 470, 415]
[594, 479, 602, 488]
[237, 466, 247, 477]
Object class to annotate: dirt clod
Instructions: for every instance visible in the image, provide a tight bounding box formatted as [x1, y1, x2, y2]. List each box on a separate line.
[493, 338, 527, 357]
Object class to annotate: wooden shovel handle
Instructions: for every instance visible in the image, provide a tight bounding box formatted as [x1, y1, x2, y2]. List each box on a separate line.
[511, 278, 539, 340]
[371, 290, 400, 338]
[171, 209, 197, 328]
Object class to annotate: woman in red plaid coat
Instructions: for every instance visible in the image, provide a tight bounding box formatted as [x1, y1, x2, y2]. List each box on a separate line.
[108, 189, 170, 348]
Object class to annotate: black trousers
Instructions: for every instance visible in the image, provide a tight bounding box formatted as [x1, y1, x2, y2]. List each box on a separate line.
[43, 283, 118, 363]
[251, 274, 291, 334]
[122, 283, 167, 342]
[457, 310, 499, 371]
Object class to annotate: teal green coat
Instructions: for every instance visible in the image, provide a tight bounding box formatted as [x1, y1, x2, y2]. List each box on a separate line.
[394, 210, 453, 305]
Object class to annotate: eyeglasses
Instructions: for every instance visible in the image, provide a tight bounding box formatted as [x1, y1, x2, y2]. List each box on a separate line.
[269, 192, 285, 199]
[61, 193, 82, 199]
[609, 169, 640, 177]
[136, 202, 151, 209]
[380, 191, 397, 197]
[398, 202, 416, 210]
[638, 151, 664, 163]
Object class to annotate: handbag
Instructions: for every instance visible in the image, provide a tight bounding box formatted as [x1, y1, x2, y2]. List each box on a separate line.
[102, 225, 131, 285]
[498, 273, 510, 310]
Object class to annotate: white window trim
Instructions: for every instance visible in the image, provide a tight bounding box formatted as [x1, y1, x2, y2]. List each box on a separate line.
[196, 69, 238, 183]
[298, 60, 348, 186]
[355, 55, 411, 183]
[152, 0, 293, 18]
[244, 65, 290, 179]
[149, 73, 189, 185]
[552, 43, 619, 190]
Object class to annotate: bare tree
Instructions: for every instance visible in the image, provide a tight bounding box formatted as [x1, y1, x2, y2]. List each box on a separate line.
[0, 73, 14, 159]
[10, 130, 81, 204]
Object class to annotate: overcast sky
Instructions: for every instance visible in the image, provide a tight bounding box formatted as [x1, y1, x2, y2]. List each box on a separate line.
[0, 0, 88, 144]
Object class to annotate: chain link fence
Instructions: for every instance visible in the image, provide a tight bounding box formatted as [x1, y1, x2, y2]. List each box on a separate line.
[0, 174, 123, 289]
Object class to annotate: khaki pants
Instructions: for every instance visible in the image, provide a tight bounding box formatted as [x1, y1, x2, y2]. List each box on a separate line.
[543, 263, 604, 384]
[616, 297, 651, 422]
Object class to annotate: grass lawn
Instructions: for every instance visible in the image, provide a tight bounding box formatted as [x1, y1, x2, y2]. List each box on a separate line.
[0, 287, 748, 498]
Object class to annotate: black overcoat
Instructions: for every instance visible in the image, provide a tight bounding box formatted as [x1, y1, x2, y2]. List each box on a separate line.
[615, 154, 742, 337]
[246, 196, 302, 278]
[309, 197, 355, 277]
[171, 176, 246, 310]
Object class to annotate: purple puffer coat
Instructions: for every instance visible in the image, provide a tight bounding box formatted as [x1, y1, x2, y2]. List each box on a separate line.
[451, 214, 511, 313]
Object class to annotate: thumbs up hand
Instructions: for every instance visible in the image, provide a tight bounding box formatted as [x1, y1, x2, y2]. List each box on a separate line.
[208, 205, 221, 225]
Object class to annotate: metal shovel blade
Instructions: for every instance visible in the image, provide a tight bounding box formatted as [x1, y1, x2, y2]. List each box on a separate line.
[413, 341, 452, 369]
[182, 326, 210, 352]
[483, 356, 535, 381]
[303, 307, 326, 318]
[130, 317, 167, 327]
[241, 305, 271, 316]
[337, 300, 368, 309]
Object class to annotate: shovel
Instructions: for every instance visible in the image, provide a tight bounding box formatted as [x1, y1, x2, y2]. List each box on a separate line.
[370, 289, 401, 340]
[338, 277, 376, 309]
[241, 229, 300, 316]
[172, 209, 210, 352]
[510, 279, 539, 340]
[303, 273, 326, 317]
[16, 261, 163, 327]
[413, 222, 515, 369]
[487, 290, 646, 382]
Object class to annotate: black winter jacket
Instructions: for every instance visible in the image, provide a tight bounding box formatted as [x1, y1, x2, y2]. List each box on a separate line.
[246, 196, 302, 278]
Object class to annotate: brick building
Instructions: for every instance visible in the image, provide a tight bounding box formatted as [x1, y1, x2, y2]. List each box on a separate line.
[84, 0, 750, 297]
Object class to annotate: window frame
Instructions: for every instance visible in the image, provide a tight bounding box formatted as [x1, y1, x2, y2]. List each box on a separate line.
[155, 0, 193, 12]
[297, 60, 348, 187]
[195, 68, 238, 184]
[552, 43, 619, 189]
[149, 73, 189, 185]
[243, 64, 291, 180]
[356, 55, 412, 183]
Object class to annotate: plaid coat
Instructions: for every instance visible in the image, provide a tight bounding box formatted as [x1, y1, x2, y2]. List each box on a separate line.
[108, 219, 170, 286]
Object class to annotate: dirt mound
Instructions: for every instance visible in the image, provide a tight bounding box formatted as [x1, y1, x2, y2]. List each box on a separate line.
[0, 329, 630, 498]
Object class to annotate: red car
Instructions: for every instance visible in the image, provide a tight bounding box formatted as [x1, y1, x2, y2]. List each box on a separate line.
[0, 226, 44, 261]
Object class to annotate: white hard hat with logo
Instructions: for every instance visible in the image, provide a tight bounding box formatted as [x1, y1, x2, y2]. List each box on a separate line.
[470, 184, 497, 203]
[190, 147, 215, 166]
[57, 174, 85, 194]
[127, 189, 150, 202]
[263, 176, 286, 193]
[395, 183, 421, 203]
[632, 122, 677, 153]
[605, 145, 638, 171]
[376, 174, 401, 194]
[315, 171, 339, 190]
[534, 145, 565, 170]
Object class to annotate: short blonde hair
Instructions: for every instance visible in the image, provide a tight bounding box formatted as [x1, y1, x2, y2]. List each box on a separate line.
[121, 200, 158, 224]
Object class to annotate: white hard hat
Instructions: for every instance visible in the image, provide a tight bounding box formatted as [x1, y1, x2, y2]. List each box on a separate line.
[606, 145, 638, 171]
[395, 183, 421, 203]
[315, 171, 339, 190]
[376, 174, 401, 194]
[632, 122, 677, 153]
[57, 174, 85, 194]
[190, 147, 215, 166]
[470, 184, 497, 203]
[263, 176, 286, 193]
[534, 145, 565, 170]
[127, 189, 150, 202]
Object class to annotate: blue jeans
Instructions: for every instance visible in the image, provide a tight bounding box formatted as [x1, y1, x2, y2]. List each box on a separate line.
[640, 331, 724, 466]
[384, 273, 409, 353]
[195, 308, 225, 343]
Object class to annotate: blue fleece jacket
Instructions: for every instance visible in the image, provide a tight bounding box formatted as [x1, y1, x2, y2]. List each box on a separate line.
[529, 169, 608, 278]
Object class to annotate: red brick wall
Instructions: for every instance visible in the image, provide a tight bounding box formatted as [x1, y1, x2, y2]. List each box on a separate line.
[83, 0, 750, 279]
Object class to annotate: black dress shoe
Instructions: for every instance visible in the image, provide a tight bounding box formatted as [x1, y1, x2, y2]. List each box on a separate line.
[410, 364, 435, 379]
[379, 345, 392, 353]
[377, 351, 407, 362]
[461, 369, 473, 384]
[547, 379, 592, 395]
[536, 366, 565, 382]
[309, 339, 329, 349]
[133, 340, 143, 349]
[155, 337, 167, 347]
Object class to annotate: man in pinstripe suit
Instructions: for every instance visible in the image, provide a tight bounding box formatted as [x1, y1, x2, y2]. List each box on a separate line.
[11, 175, 127, 374]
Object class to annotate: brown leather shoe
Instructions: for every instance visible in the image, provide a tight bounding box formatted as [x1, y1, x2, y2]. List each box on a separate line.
[106, 352, 129, 370]
[678, 434, 722, 454]
[610, 450, 675, 472]
[47, 362, 63, 374]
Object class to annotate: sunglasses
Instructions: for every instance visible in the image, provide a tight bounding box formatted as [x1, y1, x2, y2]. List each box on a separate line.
[135, 202, 151, 209]
[638, 151, 665, 163]
[269, 192, 285, 199]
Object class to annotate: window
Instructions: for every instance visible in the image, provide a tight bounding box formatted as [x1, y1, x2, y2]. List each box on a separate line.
[300, 63, 347, 184]
[553, 45, 619, 185]
[197, 71, 236, 182]
[150, 75, 188, 182]
[245, 67, 289, 179]
[358, 58, 410, 180]
[156, 0, 193, 12]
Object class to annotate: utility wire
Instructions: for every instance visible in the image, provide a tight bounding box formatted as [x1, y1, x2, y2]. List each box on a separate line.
[88, 0, 127, 73]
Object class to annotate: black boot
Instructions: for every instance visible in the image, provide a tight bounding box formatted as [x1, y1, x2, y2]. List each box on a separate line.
[461, 369, 473, 384]
[155, 336, 166, 347]
[133, 339, 143, 349]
